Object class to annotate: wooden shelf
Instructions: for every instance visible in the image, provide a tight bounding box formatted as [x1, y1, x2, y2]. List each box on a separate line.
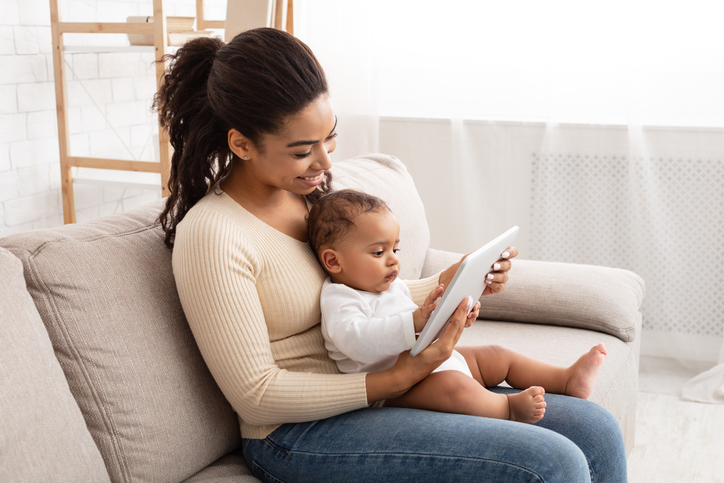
[73, 168, 162, 191]
[62, 45, 159, 53]
[49, 0, 223, 224]
[50, 0, 293, 224]
[49, 0, 181, 223]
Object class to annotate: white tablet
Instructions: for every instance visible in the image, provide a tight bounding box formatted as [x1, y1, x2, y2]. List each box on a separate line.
[410, 226, 519, 356]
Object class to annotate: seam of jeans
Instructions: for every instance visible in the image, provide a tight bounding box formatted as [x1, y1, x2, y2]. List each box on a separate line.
[252, 460, 285, 483]
[262, 436, 547, 482]
[587, 456, 595, 483]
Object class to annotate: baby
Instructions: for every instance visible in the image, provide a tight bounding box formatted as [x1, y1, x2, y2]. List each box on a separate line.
[307, 189, 607, 423]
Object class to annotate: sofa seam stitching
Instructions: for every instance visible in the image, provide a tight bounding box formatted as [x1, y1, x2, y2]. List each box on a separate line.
[26, 253, 132, 482]
[597, 343, 636, 407]
[25, 223, 161, 258]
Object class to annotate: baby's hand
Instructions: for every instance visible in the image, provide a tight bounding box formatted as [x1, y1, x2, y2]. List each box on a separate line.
[413, 284, 444, 334]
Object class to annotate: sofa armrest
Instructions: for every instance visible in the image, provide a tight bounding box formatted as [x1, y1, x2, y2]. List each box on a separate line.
[421, 248, 645, 342]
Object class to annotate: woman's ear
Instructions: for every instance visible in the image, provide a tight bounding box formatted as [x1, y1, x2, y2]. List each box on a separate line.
[228, 128, 251, 160]
[320, 248, 342, 274]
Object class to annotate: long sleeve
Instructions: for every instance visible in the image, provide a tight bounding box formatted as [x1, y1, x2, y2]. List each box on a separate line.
[320, 281, 417, 369]
[172, 192, 369, 440]
[404, 273, 443, 306]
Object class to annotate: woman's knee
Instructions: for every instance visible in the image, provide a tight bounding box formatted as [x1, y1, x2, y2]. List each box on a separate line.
[531, 392, 628, 482]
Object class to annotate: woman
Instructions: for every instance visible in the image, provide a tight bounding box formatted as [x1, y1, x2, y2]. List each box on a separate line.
[154, 28, 627, 482]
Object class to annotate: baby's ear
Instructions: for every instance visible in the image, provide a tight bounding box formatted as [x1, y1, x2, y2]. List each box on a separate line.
[320, 248, 342, 273]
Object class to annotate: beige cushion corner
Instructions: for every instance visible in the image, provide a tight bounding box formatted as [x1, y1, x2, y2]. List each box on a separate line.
[0, 203, 242, 483]
[422, 249, 644, 342]
[183, 449, 258, 483]
[0, 247, 110, 483]
[458, 319, 639, 453]
[331, 153, 430, 280]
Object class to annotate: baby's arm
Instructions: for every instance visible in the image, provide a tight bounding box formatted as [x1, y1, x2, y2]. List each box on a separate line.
[324, 305, 413, 363]
[322, 283, 421, 364]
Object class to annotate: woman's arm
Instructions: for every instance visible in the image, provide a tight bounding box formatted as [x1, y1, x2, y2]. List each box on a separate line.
[173, 211, 368, 426]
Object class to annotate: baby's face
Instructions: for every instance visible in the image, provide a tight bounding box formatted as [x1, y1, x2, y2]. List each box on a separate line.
[331, 210, 401, 293]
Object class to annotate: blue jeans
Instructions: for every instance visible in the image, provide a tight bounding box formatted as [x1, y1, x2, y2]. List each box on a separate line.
[242, 388, 627, 482]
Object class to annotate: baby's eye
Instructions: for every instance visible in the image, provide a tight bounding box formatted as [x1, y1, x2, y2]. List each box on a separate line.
[393, 248, 400, 254]
[372, 251, 383, 257]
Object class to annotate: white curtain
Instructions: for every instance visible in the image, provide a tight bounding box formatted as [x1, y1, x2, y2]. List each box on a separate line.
[295, 0, 724, 403]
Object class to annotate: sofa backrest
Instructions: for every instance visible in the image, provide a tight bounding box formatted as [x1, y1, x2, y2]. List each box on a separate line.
[0, 204, 242, 483]
[330, 154, 430, 280]
[0, 247, 110, 483]
[0, 153, 430, 483]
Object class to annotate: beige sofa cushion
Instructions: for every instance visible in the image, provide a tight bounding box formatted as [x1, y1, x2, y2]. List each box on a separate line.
[0, 206, 242, 483]
[0, 247, 110, 483]
[458, 319, 639, 453]
[183, 449, 257, 483]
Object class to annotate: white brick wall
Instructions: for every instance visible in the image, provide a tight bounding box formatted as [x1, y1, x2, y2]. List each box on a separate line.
[0, 0, 226, 236]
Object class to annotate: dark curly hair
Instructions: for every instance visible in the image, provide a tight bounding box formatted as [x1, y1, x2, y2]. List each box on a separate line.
[153, 28, 332, 248]
[307, 189, 391, 260]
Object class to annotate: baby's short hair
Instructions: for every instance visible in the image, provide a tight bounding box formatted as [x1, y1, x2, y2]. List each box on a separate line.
[307, 189, 390, 257]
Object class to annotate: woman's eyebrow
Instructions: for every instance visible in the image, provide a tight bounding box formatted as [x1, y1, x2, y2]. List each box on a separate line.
[285, 116, 338, 148]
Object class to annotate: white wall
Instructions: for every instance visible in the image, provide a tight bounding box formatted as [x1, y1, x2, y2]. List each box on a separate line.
[0, 0, 227, 236]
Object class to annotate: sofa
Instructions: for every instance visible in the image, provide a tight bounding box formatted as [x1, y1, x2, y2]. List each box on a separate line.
[0, 154, 644, 482]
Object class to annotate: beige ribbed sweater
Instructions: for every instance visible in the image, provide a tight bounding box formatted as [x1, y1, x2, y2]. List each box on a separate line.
[172, 187, 440, 439]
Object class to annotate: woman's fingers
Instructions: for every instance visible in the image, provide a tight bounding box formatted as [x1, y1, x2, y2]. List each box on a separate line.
[481, 246, 517, 295]
[432, 297, 470, 349]
[483, 270, 508, 294]
[485, 269, 509, 285]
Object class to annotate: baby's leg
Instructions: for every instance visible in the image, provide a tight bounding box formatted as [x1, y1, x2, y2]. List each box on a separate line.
[383, 371, 546, 423]
[457, 343, 607, 400]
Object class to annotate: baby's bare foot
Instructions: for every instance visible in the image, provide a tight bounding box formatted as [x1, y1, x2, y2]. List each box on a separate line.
[507, 386, 546, 424]
[566, 343, 607, 399]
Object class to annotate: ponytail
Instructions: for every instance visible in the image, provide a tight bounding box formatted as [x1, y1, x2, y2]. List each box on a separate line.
[154, 37, 228, 248]
[153, 29, 331, 248]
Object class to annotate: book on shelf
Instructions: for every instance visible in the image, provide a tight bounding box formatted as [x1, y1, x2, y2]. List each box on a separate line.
[127, 16, 212, 46]
[127, 16, 195, 31]
[168, 30, 214, 46]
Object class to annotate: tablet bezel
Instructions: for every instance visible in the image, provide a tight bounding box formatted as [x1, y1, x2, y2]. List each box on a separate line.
[410, 226, 519, 356]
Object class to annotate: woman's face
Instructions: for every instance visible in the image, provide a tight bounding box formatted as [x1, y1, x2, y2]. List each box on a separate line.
[233, 94, 338, 197]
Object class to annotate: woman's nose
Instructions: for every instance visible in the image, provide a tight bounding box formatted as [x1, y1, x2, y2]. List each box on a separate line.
[313, 149, 333, 172]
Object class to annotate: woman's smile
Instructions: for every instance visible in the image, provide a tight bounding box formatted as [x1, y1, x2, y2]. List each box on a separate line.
[297, 172, 325, 187]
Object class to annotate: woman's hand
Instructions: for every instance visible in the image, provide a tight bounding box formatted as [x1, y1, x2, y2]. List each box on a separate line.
[481, 246, 518, 295]
[439, 247, 519, 297]
[365, 297, 472, 402]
